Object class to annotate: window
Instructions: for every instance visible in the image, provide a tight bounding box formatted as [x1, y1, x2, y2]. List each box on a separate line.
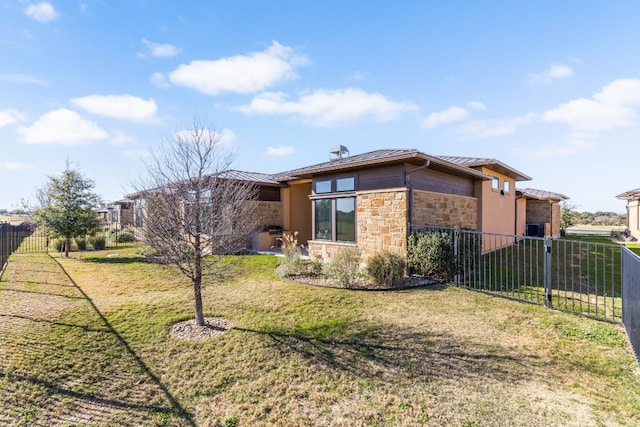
[315, 180, 332, 194]
[314, 199, 332, 240]
[336, 197, 355, 241]
[492, 177, 499, 190]
[312, 175, 356, 243]
[503, 180, 511, 193]
[336, 177, 355, 192]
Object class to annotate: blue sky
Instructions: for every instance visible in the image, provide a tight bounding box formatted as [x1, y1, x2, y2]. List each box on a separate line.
[1, 1, 639, 212]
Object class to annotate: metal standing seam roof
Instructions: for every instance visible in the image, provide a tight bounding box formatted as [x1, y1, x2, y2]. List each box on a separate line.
[616, 188, 640, 200]
[517, 188, 569, 201]
[435, 155, 532, 181]
[216, 170, 284, 186]
[270, 148, 493, 181]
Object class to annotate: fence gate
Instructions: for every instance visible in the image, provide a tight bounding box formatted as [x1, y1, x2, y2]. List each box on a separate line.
[622, 247, 640, 365]
[442, 227, 624, 323]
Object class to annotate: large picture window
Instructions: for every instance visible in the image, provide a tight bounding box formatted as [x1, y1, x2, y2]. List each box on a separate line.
[312, 175, 356, 243]
[336, 197, 355, 242]
[314, 199, 332, 240]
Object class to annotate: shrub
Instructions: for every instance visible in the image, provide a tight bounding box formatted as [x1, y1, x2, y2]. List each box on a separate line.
[115, 231, 136, 243]
[366, 250, 406, 287]
[75, 237, 88, 251]
[280, 231, 301, 263]
[407, 231, 454, 282]
[91, 235, 107, 250]
[324, 247, 362, 287]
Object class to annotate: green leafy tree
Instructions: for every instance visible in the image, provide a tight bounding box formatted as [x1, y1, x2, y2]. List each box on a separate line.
[560, 201, 578, 232]
[33, 166, 102, 257]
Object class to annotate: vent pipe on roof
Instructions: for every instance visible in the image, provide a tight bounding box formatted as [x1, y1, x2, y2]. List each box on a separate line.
[330, 145, 349, 160]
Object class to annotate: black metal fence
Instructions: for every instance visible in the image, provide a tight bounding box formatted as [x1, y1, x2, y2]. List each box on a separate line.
[0, 222, 38, 275]
[412, 226, 625, 323]
[622, 246, 640, 365]
[0, 221, 141, 275]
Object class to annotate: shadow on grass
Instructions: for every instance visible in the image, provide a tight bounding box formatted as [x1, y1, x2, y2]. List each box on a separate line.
[50, 255, 196, 426]
[238, 320, 537, 385]
[0, 253, 195, 426]
[0, 313, 109, 333]
[81, 255, 149, 264]
[0, 287, 87, 300]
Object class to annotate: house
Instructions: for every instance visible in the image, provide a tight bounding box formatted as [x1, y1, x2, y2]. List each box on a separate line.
[93, 200, 136, 230]
[127, 147, 569, 261]
[617, 188, 640, 240]
[517, 188, 568, 238]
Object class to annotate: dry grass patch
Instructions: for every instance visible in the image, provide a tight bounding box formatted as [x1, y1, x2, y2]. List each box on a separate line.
[1, 248, 639, 426]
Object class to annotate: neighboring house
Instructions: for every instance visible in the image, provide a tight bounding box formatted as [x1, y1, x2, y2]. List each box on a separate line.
[94, 200, 136, 230]
[127, 147, 570, 261]
[517, 188, 568, 239]
[617, 188, 640, 240]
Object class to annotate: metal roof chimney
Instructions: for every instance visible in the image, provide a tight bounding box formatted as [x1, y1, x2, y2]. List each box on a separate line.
[330, 145, 349, 160]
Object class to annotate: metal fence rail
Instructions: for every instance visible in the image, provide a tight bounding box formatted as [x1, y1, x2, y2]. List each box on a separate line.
[622, 247, 640, 365]
[0, 221, 140, 274]
[0, 222, 38, 275]
[411, 226, 624, 323]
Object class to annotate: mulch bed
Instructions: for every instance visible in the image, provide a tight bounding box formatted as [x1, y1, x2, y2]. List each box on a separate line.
[169, 317, 232, 340]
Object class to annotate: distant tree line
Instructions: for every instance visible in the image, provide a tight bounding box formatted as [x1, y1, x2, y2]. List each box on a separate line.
[561, 202, 626, 229]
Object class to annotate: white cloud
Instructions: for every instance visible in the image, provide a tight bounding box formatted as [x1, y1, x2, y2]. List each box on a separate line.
[467, 101, 486, 111]
[457, 113, 535, 140]
[17, 108, 109, 145]
[264, 145, 295, 157]
[543, 78, 640, 131]
[150, 72, 170, 88]
[514, 135, 596, 159]
[423, 101, 486, 129]
[168, 41, 309, 95]
[423, 106, 468, 128]
[110, 130, 136, 145]
[140, 38, 181, 58]
[235, 88, 417, 127]
[25, 2, 58, 23]
[528, 63, 574, 84]
[70, 94, 157, 122]
[0, 162, 34, 171]
[0, 110, 24, 127]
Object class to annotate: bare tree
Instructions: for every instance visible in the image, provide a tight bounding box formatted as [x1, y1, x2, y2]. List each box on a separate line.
[132, 117, 262, 326]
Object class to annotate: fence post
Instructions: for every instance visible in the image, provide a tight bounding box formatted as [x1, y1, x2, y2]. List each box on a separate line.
[544, 237, 553, 308]
[453, 226, 460, 286]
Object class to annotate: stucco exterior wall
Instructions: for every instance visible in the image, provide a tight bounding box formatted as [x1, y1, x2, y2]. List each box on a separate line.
[284, 182, 313, 245]
[516, 197, 527, 236]
[411, 190, 477, 230]
[476, 168, 517, 235]
[628, 200, 640, 240]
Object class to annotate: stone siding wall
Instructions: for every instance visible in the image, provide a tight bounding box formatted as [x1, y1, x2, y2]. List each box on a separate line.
[412, 190, 477, 230]
[356, 189, 408, 261]
[254, 201, 283, 228]
[526, 200, 562, 237]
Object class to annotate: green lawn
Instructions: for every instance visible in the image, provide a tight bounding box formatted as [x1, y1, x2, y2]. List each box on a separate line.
[1, 248, 639, 426]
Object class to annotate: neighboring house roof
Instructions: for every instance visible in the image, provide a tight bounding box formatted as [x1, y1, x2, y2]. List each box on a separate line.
[436, 156, 532, 181]
[616, 188, 640, 200]
[517, 188, 568, 202]
[272, 149, 493, 181]
[217, 170, 284, 186]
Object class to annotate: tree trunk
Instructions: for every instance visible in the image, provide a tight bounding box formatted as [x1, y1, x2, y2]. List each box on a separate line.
[193, 275, 205, 326]
[65, 237, 71, 258]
